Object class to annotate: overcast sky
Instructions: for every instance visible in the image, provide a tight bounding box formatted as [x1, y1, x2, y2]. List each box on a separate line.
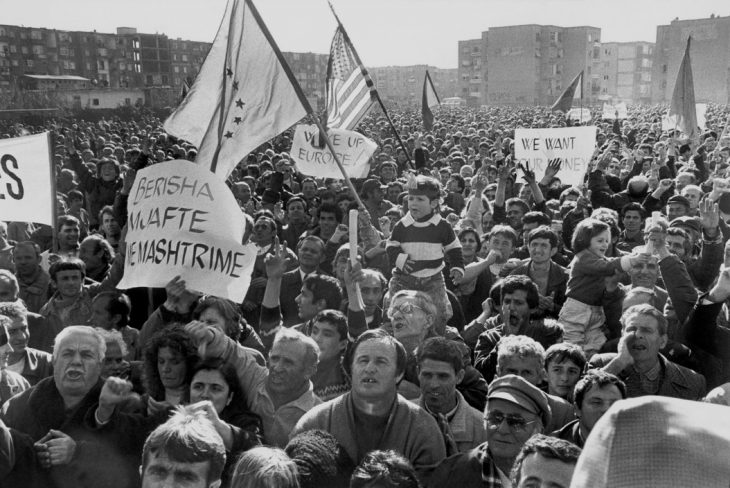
[4, 0, 728, 68]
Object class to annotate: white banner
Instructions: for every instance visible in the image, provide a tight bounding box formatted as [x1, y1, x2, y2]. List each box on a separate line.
[0, 132, 53, 225]
[291, 124, 375, 179]
[515, 126, 597, 186]
[602, 102, 628, 120]
[567, 108, 591, 123]
[662, 103, 707, 133]
[117, 160, 256, 302]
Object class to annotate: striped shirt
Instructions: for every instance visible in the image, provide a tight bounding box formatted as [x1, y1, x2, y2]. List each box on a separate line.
[387, 212, 464, 278]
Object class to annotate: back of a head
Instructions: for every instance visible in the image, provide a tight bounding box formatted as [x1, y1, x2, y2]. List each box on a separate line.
[231, 446, 299, 488]
[570, 396, 730, 488]
[350, 450, 420, 488]
[142, 406, 226, 486]
[285, 429, 355, 488]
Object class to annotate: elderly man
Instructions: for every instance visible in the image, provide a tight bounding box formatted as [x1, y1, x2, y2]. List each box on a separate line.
[1, 326, 135, 488]
[12, 241, 50, 314]
[510, 435, 581, 488]
[551, 369, 626, 448]
[139, 406, 226, 488]
[429, 374, 552, 487]
[185, 321, 321, 448]
[292, 329, 445, 483]
[416, 337, 487, 455]
[589, 304, 706, 400]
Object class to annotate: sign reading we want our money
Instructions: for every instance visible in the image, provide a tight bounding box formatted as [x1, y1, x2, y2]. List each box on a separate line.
[117, 160, 256, 302]
[514, 126, 597, 186]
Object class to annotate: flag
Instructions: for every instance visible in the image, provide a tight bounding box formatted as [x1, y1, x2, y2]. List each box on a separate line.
[325, 26, 377, 130]
[179, 79, 190, 102]
[551, 71, 583, 113]
[0, 133, 54, 225]
[669, 37, 697, 140]
[422, 70, 440, 131]
[163, 0, 309, 178]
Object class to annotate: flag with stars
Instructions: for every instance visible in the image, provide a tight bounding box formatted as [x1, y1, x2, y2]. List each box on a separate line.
[325, 26, 376, 131]
[164, 0, 308, 178]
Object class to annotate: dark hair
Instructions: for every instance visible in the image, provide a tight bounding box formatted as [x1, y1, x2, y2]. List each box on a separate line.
[666, 227, 691, 255]
[522, 211, 551, 228]
[559, 187, 581, 204]
[449, 174, 465, 191]
[526, 225, 559, 249]
[297, 235, 326, 254]
[505, 197, 529, 215]
[488, 224, 519, 247]
[351, 329, 407, 378]
[190, 357, 244, 415]
[318, 202, 343, 222]
[49, 257, 86, 281]
[142, 407, 226, 485]
[313, 309, 349, 341]
[56, 214, 80, 232]
[12, 240, 41, 257]
[285, 430, 355, 488]
[67, 189, 84, 203]
[94, 291, 132, 328]
[416, 337, 464, 374]
[458, 227, 482, 253]
[571, 218, 610, 253]
[545, 343, 587, 371]
[499, 275, 540, 309]
[98, 204, 115, 224]
[573, 369, 627, 409]
[350, 450, 420, 488]
[303, 274, 343, 311]
[621, 202, 646, 220]
[193, 296, 243, 342]
[510, 434, 581, 487]
[287, 195, 308, 212]
[81, 235, 114, 265]
[142, 327, 198, 401]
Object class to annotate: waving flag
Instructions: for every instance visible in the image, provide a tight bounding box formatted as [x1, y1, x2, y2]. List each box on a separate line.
[422, 70, 441, 131]
[551, 71, 583, 113]
[669, 37, 697, 140]
[163, 0, 309, 178]
[325, 26, 377, 130]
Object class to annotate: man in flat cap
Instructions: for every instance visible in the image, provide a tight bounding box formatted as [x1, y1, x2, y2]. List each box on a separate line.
[428, 374, 551, 488]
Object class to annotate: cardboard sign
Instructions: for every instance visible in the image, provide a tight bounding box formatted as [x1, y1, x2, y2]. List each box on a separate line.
[602, 102, 628, 120]
[0, 133, 53, 225]
[515, 126, 597, 186]
[567, 108, 592, 123]
[291, 124, 376, 179]
[117, 160, 256, 302]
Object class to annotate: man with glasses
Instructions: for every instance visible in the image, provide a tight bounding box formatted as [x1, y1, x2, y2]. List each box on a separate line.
[429, 374, 551, 487]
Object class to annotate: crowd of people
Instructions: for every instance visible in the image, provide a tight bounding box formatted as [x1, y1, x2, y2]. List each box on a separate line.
[0, 102, 730, 488]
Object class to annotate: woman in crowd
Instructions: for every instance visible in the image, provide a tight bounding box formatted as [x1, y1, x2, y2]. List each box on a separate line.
[193, 296, 266, 355]
[142, 326, 198, 415]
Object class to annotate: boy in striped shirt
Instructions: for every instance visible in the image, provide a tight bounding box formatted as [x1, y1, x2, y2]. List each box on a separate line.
[386, 175, 464, 325]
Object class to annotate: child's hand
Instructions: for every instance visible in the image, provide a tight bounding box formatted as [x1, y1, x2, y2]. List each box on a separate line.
[629, 253, 650, 267]
[403, 259, 416, 274]
[450, 268, 464, 285]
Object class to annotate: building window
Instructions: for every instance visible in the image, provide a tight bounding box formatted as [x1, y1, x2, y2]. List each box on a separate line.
[662, 64, 667, 73]
[60, 47, 68, 56]
[26, 59, 33, 67]
[31, 30, 42, 40]
[21, 46, 28, 54]
[181, 54, 188, 62]
[92, 98, 99, 106]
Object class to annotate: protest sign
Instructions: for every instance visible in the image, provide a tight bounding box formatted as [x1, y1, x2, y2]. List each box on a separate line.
[0, 132, 53, 225]
[515, 126, 597, 186]
[602, 102, 628, 120]
[117, 160, 256, 302]
[291, 124, 376, 179]
[567, 108, 591, 123]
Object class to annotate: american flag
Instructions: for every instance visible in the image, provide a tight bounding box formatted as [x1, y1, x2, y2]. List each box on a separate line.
[325, 26, 376, 130]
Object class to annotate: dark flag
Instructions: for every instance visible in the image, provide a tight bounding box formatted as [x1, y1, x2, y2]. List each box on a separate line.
[551, 71, 583, 113]
[422, 70, 440, 131]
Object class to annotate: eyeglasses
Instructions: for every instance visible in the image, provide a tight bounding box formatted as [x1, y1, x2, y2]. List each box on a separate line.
[388, 303, 424, 317]
[485, 412, 538, 432]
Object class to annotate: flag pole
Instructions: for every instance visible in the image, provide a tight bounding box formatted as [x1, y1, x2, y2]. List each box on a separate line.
[245, 0, 365, 209]
[327, 1, 414, 171]
[48, 132, 58, 253]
